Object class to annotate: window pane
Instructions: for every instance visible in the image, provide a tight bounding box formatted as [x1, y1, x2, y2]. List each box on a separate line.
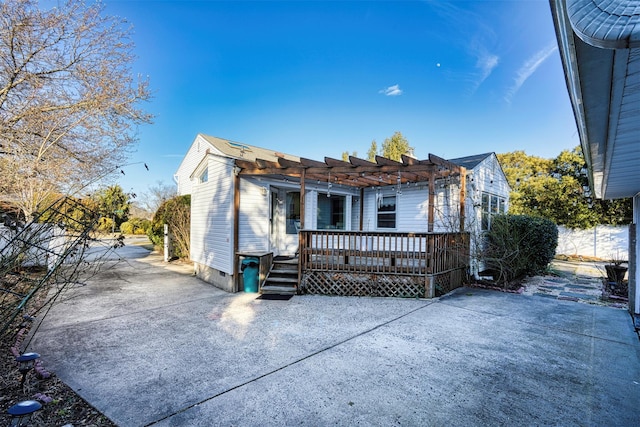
[378, 213, 396, 228]
[490, 195, 498, 213]
[499, 198, 506, 214]
[318, 195, 345, 229]
[332, 197, 345, 229]
[379, 196, 396, 212]
[377, 195, 396, 228]
[199, 167, 208, 183]
[285, 192, 300, 234]
[481, 193, 489, 212]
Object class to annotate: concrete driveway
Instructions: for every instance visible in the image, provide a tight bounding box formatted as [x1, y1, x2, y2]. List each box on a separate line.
[30, 247, 640, 426]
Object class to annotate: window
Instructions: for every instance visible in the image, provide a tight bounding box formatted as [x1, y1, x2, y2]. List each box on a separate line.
[317, 194, 345, 229]
[199, 167, 208, 183]
[377, 195, 396, 229]
[285, 192, 301, 234]
[481, 192, 507, 230]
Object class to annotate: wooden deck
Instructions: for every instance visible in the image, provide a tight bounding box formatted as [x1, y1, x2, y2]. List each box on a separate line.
[298, 230, 470, 298]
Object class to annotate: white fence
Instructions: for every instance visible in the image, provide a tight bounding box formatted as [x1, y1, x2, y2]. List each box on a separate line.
[556, 225, 629, 260]
[0, 224, 68, 270]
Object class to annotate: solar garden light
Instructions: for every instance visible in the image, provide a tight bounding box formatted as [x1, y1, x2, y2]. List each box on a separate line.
[15, 352, 40, 387]
[7, 400, 42, 426]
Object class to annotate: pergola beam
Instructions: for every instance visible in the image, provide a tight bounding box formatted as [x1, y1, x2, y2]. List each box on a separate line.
[236, 154, 462, 189]
[234, 152, 468, 233]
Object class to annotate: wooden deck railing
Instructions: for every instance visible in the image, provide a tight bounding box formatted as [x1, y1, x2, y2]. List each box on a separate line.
[298, 230, 470, 276]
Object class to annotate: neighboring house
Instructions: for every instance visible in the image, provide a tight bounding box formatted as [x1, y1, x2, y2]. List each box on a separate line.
[177, 133, 509, 296]
[550, 0, 640, 316]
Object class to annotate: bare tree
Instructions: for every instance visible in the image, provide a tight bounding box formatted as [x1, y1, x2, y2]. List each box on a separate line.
[141, 181, 177, 215]
[0, 0, 152, 219]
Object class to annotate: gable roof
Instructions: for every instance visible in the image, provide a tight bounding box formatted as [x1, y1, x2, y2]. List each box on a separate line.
[448, 153, 493, 170]
[199, 134, 300, 163]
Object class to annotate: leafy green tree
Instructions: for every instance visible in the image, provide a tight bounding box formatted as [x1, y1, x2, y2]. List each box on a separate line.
[367, 140, 378, 162]
[341, 151, 358, 162]
[498, 147, 632, 229]
[148, 195, 190, 259]
[512, 174, 599, 229]
[381, 131, 413, 161]
[497, 151, 552, 187]
[31, 193, 100, 232]
[120, 218, 151, 235]
[551, 147, 631, 225]
[95, 185, 131, 230]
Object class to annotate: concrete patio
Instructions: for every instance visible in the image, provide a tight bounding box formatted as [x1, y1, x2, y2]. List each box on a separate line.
[29, 248, 640, 426]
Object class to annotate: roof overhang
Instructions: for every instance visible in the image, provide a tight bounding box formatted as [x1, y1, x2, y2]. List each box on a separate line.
[550, 0, 640, 200]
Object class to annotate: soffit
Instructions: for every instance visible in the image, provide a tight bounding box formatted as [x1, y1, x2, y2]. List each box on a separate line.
[552, 0, 640, 199]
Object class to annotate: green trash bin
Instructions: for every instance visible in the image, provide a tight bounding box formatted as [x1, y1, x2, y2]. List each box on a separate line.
[241, 257, 260, 292]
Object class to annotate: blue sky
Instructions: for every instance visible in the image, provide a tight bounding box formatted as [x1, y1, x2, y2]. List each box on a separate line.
[104, 0, 578, 198]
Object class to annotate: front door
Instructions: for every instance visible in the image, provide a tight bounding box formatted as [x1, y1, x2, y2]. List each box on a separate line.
[269, 187, 300, 256]
[270, 189, 281, 256]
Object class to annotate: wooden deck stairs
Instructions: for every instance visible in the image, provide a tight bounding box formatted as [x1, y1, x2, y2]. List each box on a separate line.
[260, 257, 299, 295]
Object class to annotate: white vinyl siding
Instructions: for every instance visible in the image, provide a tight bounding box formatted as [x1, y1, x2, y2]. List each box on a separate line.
[362, 188, 376, 231]
[433, 184, 461, 232]
[304, 189, 317, 230]
[466, 155, 510, 234]
[351, 194, 360, 230]
[175, 135, 213, 195]
[190, 157, 234, 274]
[238, 178, 269, 252]
[362, 184, 466, 233]
[397, 185, 430, 232]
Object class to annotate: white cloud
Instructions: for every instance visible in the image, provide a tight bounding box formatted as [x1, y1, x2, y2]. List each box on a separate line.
[476, 52, 500, 86]
[505, 43, 558, 103]
[379, 84, 403, 96]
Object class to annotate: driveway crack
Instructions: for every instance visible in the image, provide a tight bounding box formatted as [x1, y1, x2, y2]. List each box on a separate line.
[144, 300, 436, 426]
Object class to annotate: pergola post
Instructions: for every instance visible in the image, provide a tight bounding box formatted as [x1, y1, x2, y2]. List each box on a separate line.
[359, 188, 364, 231]
[300, 168, 306, 229]
[428, 178, 435, 232]
[459, 167, 466, 232]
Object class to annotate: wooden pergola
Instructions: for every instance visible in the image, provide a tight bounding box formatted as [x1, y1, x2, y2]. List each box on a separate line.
[234, 153, 467, 233]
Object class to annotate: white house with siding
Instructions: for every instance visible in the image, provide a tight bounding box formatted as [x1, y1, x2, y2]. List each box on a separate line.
[177, 134, 509, 292]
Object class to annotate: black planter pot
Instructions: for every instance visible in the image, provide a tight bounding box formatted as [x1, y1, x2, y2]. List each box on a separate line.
[605, 264, 627, 284]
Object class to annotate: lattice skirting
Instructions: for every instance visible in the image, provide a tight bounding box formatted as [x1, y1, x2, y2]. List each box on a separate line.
[301, 270, 466, 298]
[433, 269, 465, 297]
[300, 272, 424, 298]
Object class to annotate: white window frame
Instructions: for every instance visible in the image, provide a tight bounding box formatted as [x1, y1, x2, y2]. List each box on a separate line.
[377, 194, 397, 229]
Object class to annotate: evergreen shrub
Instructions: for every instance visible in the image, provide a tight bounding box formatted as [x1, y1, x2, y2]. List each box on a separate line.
[485, 214, 558, 285]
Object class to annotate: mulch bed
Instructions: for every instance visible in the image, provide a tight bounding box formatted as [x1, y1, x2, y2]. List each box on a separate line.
[1, 334, 116, 426]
